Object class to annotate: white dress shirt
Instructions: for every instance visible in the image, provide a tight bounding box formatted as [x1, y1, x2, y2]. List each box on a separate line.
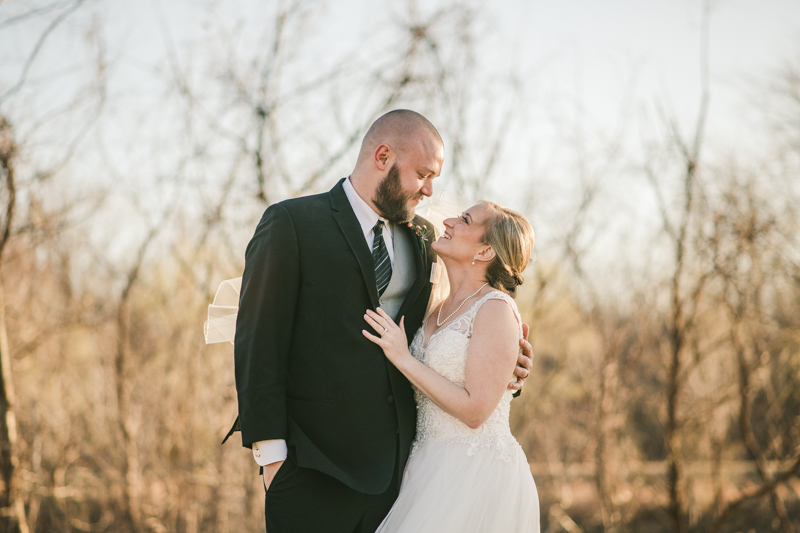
[342, 176, 395, 266]
[252, 176, 395, 466]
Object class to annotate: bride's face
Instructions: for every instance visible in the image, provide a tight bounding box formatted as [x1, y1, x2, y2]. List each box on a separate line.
[432, 203, 490, 262]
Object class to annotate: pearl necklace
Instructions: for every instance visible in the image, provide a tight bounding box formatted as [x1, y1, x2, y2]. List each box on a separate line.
[436, 282, 489, 327]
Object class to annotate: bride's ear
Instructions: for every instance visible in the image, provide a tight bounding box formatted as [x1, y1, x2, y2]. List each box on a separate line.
[475, 245, 495, 264]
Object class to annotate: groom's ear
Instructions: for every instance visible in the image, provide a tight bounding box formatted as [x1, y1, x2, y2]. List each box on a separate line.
[374, 144, 392, 171]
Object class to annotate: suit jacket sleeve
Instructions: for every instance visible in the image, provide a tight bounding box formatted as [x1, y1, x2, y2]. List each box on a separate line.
[234, 203, 299, 448]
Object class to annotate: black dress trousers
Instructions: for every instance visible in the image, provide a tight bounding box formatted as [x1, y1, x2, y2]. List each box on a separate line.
[264, 453, 400, 533]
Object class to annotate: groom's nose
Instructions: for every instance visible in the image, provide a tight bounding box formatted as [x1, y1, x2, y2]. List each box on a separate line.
[420, 178, 433, 197]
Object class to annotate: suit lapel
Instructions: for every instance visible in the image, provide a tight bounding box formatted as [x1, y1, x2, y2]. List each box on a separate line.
[330, 179, 380, 308]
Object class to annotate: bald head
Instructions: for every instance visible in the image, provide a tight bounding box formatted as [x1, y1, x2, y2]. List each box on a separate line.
[349, 109, 444, 222]
[356, 109, 443, 166]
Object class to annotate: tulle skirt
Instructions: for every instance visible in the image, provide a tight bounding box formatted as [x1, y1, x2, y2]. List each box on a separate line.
[376, 438, 540, 532]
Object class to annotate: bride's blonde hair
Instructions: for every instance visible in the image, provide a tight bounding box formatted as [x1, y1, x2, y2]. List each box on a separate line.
[479, 202, 535, 297]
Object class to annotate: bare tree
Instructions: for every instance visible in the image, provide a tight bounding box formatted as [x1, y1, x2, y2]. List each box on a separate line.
[0, 116, 27, 533]
[642, 4, 713, 530]
[703, 177, 800, 532]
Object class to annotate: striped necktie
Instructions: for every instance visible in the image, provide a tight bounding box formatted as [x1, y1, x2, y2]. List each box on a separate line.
[372, 220, 392, 296]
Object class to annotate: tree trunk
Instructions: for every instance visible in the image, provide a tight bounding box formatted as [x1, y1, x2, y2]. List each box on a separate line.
[0, 116, 27, 533]
[0, 281, 28, 533]
[115, 296, 142, 533]
[596, 349, 621, 533]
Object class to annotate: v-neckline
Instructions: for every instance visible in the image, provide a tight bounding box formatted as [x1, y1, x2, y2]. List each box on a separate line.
[419, 292, 494, 350]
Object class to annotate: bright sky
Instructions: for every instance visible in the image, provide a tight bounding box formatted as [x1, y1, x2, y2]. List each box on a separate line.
[502, 0, 800, 147]
[3, 0, 799, 139]
[3, 0, 798, 161]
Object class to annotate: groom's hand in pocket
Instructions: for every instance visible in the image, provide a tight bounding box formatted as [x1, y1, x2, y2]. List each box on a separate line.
[262, 460, 284, 491]
[509, 323, 533, 393]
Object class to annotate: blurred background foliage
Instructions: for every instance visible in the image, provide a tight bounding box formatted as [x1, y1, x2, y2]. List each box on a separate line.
[0, 0, 799, 531]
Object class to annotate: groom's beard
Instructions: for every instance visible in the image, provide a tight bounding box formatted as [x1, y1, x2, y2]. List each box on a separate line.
[373, 163, 422, 223]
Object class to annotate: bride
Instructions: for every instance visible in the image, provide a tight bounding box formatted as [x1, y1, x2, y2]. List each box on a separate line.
[362, 200, 540, 532]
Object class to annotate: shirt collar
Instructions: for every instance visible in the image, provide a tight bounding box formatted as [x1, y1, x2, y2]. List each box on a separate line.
[342, 176, 390, 238]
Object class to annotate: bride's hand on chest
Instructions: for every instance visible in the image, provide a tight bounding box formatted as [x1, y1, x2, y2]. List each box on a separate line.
[362, 308, 413, 369]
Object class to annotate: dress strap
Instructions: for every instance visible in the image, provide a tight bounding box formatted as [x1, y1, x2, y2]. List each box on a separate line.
[465, 290, 523, 338]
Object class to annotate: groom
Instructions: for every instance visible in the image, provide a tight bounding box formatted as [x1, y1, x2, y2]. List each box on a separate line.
[232, 110, 533, 532]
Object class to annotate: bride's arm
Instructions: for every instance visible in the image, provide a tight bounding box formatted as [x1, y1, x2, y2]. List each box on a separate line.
[363, 301, 519, 429]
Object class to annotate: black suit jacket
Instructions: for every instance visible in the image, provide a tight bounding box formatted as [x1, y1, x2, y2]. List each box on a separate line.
[230, 178, 436, 494]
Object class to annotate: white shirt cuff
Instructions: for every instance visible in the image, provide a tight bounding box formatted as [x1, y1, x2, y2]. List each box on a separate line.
[252, 439, 287, 466]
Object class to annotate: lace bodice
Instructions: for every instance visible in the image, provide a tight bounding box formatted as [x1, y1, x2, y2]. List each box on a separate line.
[408, 291, 523, 462]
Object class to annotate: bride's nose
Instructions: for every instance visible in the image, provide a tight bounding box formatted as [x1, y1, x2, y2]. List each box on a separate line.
[443, 218, 455, 228]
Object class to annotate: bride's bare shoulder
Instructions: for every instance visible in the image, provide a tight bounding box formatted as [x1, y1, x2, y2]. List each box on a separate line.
[471, 295, 519, 340]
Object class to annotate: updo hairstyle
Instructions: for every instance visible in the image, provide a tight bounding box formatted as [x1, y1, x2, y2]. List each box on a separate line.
[480, 202, 535, 297]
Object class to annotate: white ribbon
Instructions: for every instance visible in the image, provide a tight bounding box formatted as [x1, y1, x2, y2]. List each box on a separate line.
[203, 277, 242, 345]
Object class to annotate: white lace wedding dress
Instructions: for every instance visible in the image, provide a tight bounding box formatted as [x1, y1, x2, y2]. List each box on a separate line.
[376, 291, 540, 532]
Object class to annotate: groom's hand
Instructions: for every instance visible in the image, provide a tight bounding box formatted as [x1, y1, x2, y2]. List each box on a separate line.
[509, 323, 533, 392]
[262, 460, 284, 492]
